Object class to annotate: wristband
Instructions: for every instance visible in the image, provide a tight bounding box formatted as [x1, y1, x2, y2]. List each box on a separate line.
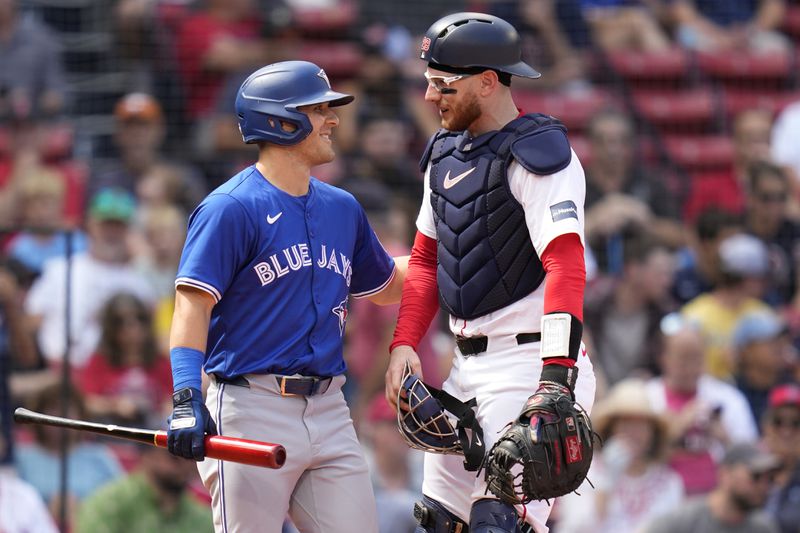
[170, 346, 204, 392]
[540, 312, 583, 362]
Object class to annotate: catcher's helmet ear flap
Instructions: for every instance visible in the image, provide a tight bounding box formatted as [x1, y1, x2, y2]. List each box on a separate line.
[397, 372, 461, 453]
[419, 12, 540, 79]
[235, 60, 354, 146]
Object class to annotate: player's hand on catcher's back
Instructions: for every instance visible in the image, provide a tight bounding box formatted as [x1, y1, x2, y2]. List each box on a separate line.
[385, 345, 423, 411]
[167, 387, 218, 461]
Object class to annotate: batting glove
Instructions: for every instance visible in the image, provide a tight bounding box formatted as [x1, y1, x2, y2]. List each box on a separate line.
[167, 387, 218, 461]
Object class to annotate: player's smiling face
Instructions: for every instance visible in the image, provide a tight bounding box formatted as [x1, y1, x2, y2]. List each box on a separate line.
[424, 67, 482, 132]
[294, 102, 339, 166]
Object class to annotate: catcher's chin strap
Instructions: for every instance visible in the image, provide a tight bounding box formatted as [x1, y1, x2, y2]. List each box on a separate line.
[424, 383, 486, 472]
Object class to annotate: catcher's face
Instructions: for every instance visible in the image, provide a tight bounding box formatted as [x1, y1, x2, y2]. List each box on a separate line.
[424, 67, 482, 132]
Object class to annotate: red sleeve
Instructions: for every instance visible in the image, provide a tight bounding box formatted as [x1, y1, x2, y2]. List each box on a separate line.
[541, 233, 585, 321]
[390, 231, 439, 352]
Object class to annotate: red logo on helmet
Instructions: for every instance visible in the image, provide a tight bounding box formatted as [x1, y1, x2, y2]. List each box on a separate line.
[421, 37, 431, 52]
[566, 436, 582, 463]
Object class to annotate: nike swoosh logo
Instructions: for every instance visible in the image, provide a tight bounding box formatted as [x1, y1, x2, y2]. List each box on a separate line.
[443, 167, 476, 189]
[267, 212, 283, 224]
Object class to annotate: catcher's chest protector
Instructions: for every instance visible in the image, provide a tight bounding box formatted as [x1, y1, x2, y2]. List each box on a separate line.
[424, 114, 563, 319]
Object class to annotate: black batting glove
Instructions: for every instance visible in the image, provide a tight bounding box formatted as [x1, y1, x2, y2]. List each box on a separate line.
[167, 387, 218, 461]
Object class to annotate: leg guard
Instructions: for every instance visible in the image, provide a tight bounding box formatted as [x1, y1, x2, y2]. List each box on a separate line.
[469, 499, 520, 533]
[413, 496, 469, 533]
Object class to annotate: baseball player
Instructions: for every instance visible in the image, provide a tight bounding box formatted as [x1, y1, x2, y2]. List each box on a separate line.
[166, 61, 406, 533]
[385, 13, 597, 533]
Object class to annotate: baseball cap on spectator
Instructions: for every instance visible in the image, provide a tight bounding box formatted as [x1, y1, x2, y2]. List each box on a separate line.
[114, 93, 163, 123]
[719, 233, 770, 277]
[89, 187, 136, 222]
[721, 442, 781, 473]
[768, 383, 800, 409]
[732, 311, 785, 350]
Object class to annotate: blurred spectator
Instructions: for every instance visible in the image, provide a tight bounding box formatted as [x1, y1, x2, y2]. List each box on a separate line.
[174, 0, 291, 122]
[686, 108, 774, 222]
[647, 315, 759, 495]
[360, 394, 421, 533]
[24, 188, 156, 368]
[488, 0, 593, 91]
[89, 93, 206, 214]
[771, 100, 800, 183]
[4, 167, 88, 275]
[557, 378, 684, 533]
[337, 40, 420, 152]
[0, 431, 58, 533]
[14, 383, 123, 516]
[132, 204, 187, 301]
[733, 311, 795, 424]
[668, 0, 789, 52]
[672, 208, 743, 305]
[744, 161, 800, 307]
[762, 384, 800, 533]
[642, 442, 781, 533]
[76, 441, 213, 533]
[0, 0, 67, 120]
[681, 232, 772, 380]
[583, 109, 684, 274]
[582, 0, 671, 52]
[584, 232, 676, 385]
[76, 293, 172, 427]
[0, 257, 39, 466]
[341, 113, 420, 204]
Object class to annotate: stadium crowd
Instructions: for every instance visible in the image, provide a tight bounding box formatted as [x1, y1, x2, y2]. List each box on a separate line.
[0, 0, 799, 531]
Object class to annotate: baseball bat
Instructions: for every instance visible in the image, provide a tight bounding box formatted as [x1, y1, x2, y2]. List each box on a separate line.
[13, 407, 286, 469]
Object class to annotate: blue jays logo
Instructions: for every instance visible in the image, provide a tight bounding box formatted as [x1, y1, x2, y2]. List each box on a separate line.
[332, 297, 349, 336]
[317, 69, 331, 89]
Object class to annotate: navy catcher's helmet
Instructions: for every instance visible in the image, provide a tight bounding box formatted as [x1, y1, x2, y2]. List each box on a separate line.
[235, 60, 354, 146]
[419, 12, 540, 79]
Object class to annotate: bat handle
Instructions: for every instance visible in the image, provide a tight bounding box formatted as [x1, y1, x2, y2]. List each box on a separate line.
[153, 432, 286, 469]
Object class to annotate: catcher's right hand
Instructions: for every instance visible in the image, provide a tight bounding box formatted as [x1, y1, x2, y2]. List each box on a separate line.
[483, 369, 594, 504]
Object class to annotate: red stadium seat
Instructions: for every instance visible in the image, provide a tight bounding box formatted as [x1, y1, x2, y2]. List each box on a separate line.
[722, 89, 800, 117]
[632, 88, 717, 131]
[298, 41, 363, 78]
[697, 50, 793, 82]
[663, 134, 734, 171]
[607, 48, 691, 82]
[512, 88, 617, 132]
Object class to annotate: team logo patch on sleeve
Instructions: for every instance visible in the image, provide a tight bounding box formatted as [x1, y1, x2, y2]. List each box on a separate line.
[549, 200, 578, 222]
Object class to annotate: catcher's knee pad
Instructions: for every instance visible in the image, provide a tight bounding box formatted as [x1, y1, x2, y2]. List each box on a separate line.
[469, 499, 524, 533]
[413, 496, 469, 533]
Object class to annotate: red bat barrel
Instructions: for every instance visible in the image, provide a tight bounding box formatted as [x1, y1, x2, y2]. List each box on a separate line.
[153, 432, 286, 469]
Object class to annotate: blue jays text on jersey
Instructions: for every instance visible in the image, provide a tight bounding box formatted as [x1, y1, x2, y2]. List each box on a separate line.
[253, 243, 353, 288]
[175, 165, 395, 379]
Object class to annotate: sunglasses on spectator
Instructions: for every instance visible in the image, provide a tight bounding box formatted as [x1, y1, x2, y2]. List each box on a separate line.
[749, 470, 777, 483]
[769, 415, 800, 430]
[424, 72, 473, 94]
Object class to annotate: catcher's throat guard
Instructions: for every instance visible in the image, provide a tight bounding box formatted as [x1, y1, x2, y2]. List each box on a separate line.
[397, 365, 485, 471]
[484, 381, 595, 504]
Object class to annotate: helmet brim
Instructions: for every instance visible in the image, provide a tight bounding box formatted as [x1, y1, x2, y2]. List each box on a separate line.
[288, 90, 354, 109]
[501, 61, 541, 79]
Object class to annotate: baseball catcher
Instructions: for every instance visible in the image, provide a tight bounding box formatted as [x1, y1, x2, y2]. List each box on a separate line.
[484, 366, 595, 504]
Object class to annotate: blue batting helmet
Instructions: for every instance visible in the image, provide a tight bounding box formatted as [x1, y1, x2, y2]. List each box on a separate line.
[235, 60, 354, 146]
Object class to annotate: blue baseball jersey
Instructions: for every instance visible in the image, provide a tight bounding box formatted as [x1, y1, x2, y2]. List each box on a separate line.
[175, 165, 395, 378]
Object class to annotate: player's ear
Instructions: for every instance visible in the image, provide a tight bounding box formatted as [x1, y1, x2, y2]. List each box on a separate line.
[480, 70, 499, 96]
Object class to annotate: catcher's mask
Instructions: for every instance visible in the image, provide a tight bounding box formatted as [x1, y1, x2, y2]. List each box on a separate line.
[397, 366, 485, 471]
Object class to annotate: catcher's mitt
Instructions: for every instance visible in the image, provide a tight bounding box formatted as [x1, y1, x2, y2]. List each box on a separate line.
[484, 382, 594, 504]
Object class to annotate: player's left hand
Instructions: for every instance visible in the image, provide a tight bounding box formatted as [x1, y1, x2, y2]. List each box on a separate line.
[167, 387, 218, 461]
[385, 345, 422, 411]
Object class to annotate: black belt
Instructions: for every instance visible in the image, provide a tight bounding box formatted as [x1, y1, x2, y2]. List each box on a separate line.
[213, 374, 333, 396]
[455, 332, 541, 356]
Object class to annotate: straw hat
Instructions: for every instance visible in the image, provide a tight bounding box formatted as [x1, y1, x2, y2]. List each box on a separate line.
[592, 378, 670, 460]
